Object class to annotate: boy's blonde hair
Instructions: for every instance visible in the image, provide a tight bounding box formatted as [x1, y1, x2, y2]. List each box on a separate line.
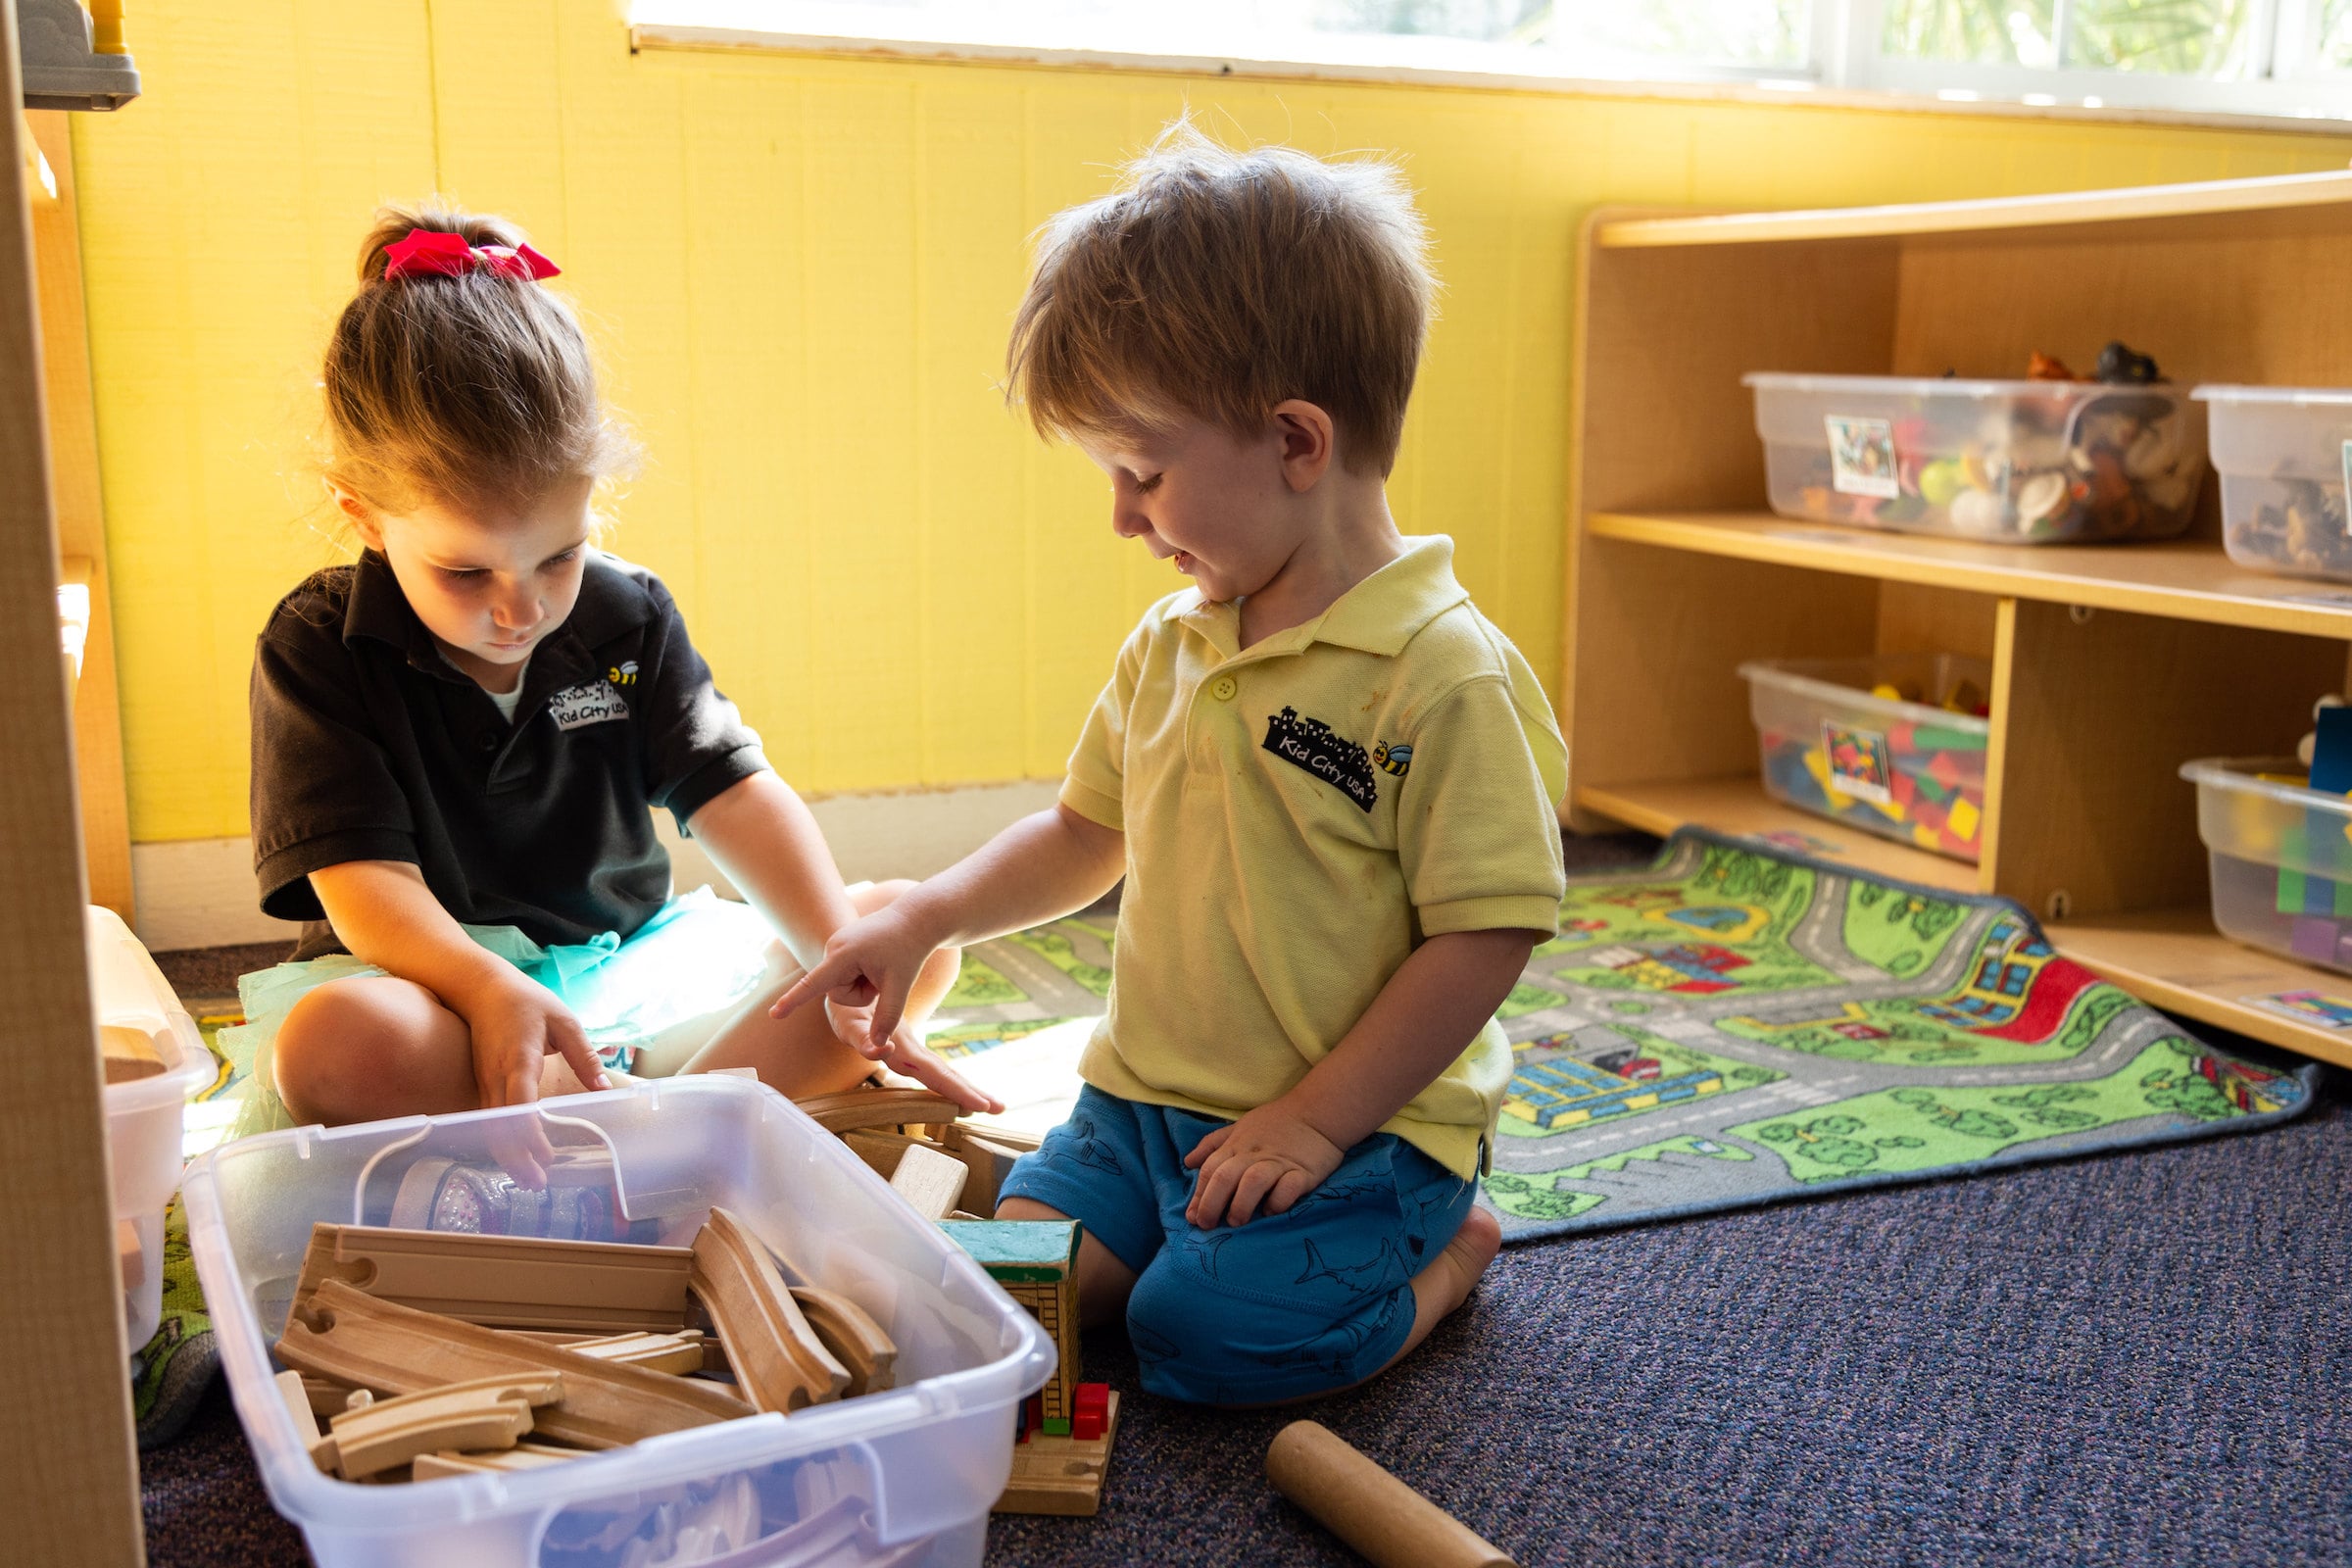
[323, 201, 635, 516]
[1006, 121, 1436, 478]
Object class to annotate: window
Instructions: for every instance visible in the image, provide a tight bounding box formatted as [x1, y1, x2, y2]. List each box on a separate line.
[631, 0, 2352, 118]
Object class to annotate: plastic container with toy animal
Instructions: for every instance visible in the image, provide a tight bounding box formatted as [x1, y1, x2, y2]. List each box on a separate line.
[91, 903, 212, 1348]
[1745, 372, 2207, 543]
[1740, 653, 1993, 862]
[179, 1076, 1053, 1568]
[2194, 385, 2352, 584]
[2181, 758, 2352, 974]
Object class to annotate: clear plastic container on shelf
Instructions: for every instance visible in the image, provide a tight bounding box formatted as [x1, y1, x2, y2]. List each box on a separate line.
[1746, 372, 2207, 543]
[2181, 758, 2352, 974]
[179, 1076, 1054, 1568]
[2193, 385, 2352, 584]
[1739, 653, 1993, 862]
[90, 904, 212, 1348]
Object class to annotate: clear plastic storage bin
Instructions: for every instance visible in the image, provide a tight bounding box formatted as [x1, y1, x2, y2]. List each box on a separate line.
[1740, 653, 1993, 862]
[2181, 758, 2352, 973]
[2193, 385, 2352, 584]
[91, 904, 212, 1348]
[1746, 372, 2207, 543]
[180, 1077, 1053, 1568]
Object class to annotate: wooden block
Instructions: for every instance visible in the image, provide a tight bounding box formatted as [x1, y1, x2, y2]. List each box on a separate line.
[996, 1389, 1120, 1517]
[887, 1143, 969, 1222]
[1072, 1382, 1108, 1442]
[787, 1287, 896, 1397]
[794, 1087, 964, 1135]
[277, 1280, 750, 1449]
[293, 1223, 694, 1334]
[564, 1330, 708, 1376]
[942, 1220, 1082, 1422]
[411, 1443, 579, 1481]
[688, 1209, 849, 1412]
[319, 1374, 563, 1480]
[1266, 1419, 1516, 1568]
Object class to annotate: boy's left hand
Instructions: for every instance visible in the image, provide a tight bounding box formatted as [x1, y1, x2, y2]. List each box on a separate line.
[1183, 1103, 1345, 1228]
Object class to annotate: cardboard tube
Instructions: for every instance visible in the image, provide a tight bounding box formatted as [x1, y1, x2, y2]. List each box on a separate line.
[1266, 1420, 1515, 1568]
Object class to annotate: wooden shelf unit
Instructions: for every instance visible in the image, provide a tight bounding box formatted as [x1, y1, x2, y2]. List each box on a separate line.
[1565, 172, 2352, 1071]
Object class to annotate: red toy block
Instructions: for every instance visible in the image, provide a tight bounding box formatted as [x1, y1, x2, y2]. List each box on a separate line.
[1072, 1383, 1109, 1442]
[1021, 1394, 1044, 1442]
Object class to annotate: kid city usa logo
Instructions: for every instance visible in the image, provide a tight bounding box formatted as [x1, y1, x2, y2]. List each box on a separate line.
[1263, 706, 1379, 813]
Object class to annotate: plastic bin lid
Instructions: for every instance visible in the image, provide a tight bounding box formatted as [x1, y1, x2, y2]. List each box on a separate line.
[1741, 370, 2144, 400]
[2189, 384, 2352, 407]
[89, 905, 210, 1114]
[2178, 757, 2352, 812]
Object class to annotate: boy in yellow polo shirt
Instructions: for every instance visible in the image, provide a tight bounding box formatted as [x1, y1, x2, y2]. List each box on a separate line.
[776, 122, 1567, 1404]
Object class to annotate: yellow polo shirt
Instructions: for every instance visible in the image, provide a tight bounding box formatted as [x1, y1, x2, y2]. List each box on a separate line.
[1059, 535, 1567, 1181]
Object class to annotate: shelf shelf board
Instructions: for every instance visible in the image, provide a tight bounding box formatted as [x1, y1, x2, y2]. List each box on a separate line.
[1573, 777, 1984, 894]
[2056, 906, 2352, 1072]
[1592, 170, 2352, 250]
[1587, 512, 2352, 641]
[1576, 776, 2352, 1071]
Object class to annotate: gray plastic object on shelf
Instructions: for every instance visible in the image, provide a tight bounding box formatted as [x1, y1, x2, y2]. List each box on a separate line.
[20, 0, 139, 112]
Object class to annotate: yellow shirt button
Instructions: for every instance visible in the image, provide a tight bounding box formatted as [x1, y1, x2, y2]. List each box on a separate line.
[1210, 674, 1239, 702]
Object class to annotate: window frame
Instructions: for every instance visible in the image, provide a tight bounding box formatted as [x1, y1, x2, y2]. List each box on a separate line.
[630, 0, 2352, 123]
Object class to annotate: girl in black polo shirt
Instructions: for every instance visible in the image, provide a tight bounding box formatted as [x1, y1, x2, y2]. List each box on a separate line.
[225, 204, 996, 1169]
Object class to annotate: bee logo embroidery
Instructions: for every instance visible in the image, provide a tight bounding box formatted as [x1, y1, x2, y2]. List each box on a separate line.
[607, 660, 639, 687]
[1373, 741, 1412, 778]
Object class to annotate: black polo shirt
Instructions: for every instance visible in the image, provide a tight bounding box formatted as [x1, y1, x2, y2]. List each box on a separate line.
[250, 550, 768, 959]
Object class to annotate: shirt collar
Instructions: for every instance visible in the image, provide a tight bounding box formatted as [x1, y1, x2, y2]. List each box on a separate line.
[342, 548, 662, 676]
[1179, 534, 1469, 661]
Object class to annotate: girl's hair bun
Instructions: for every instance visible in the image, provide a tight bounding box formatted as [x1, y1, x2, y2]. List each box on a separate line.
[357, 203, 528, 282]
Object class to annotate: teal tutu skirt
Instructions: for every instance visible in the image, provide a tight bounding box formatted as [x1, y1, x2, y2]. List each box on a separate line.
[221, 886, 785, 1139]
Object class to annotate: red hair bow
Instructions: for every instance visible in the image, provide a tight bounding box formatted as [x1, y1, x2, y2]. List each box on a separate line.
[382, 228, 561, 283]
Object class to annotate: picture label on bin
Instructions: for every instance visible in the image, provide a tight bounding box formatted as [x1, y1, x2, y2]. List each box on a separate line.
[1826, 416, 1899, 499]
[2339, 438, 2352, 513]
[1822, 720, 1895, 805]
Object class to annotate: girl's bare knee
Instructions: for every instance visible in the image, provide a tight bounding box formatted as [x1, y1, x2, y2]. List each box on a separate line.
[274, 977, 465, 1125]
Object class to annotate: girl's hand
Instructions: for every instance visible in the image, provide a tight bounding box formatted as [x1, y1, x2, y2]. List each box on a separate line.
[1183, 1103, 1346, 1229]
[823, 1000, 1005, 1117]
[454, 974, 609, 1186]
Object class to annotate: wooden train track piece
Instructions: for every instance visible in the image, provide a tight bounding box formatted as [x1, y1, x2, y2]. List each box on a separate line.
[787, 1287, 897, 1396]
[292, 1222, 694, 1333]
[277, 1279, 750, 1448]
[410, 1442, 580, 1481]
[317, 1373, 563, 1480]
[564, 1329, 709, 1376]
[687, 1208, 849, 1412]
[794, 1087, 964, 1135]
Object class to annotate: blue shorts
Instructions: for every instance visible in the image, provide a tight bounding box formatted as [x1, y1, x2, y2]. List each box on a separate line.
[999, 1085, 1479, 1404]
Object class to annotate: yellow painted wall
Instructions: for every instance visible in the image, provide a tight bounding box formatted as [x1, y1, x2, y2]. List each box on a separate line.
[72, 2, 2352, 843]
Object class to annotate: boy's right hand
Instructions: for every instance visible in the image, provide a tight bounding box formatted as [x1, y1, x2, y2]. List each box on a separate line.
[772, 900, 940, 1044]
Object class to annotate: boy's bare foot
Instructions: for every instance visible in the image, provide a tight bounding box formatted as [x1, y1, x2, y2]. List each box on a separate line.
[1382, 1204, 1501, 1373]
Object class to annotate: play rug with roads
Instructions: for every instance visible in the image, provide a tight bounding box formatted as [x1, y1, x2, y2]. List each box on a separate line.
[935, 831, 2320, 1247]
